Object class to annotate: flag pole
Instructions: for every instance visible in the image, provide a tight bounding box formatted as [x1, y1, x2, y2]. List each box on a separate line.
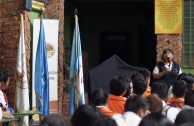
[74, 9, 79, 108]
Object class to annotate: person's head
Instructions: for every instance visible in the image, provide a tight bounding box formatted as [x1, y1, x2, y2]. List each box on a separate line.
[71, 105, 102, 126]
[0, 71, 10, 90]
[161, 49, 173, 62]
[177, 73, 188, 80]
[133, 78, 147, 96]
[175, 109, 194, 125]
[123, 78, 133, 98]
[147, 93, 163, 114]
[40, 114, 68, 126]
[139, 68, 151, 85]
[178, 122, 194, 126]
[172, 80, 187, 98]
[91, 88, 108, 106]
[139, 113, 174, 126]
[125, 95, 149, 118]
[92, 116, 118, 126]
[151, 80, 168, 100]
[109, 75, 128, 96]
[131, 72, 144, 82]
[184, 90, 194, 107]
[181, 75, 194, 90]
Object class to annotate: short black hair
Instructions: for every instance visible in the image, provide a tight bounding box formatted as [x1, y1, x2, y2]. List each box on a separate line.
[91, 88, 108, 106]
[109, 75, 128, 96]
[181, 75, 194, 90]
[0, 71, 10, 83]
[125, 95, 149, 113]
[175, 109, 194, 125]
[133, 78, 147, 95]
[40, 114, 68, 126]
[131, 72, 144, 81]
[184, 90, 194, 107]
[172, 80, 187, 98]
[151, 80, 168, 100]
[93, 116, 118, 126]
[71, 105, 102, 126]
[139, 68, 151, 80]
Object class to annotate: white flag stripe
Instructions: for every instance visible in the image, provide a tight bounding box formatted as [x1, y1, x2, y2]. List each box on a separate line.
[16, 14, 30, 126]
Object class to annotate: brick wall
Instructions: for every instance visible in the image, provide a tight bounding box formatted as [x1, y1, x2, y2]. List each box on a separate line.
[0, 1, 31, 108]
[156, 34, 182, 65]
[44, 0, 65, 114]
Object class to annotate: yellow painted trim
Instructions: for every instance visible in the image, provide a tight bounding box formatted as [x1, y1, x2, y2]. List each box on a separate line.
[32, 0, 46, 12]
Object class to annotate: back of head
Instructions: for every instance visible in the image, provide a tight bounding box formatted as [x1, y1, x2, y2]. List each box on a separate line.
[172, 80, 187, 98]
[71, 105, 102, 126]
[40, 114, 68, 126]
[131, 72, 144, 81]
[91, 88, 108, 106]
[147, 94, 163, 114]
[109, 75, 128, 96]
[125, 95, 149, 114]
[133, 78, 147, 95]
[139, 113, 173, 126]
[92, 116, 118, 126]
[151, 80, 168, 100]
[181, 75, 194, 90]
[184, 90, 194, 107]
[175, 109, 194, 125]
[178, 122, 194, 126]
[177, 73, 188, 80]
[139, 68, 151, 80]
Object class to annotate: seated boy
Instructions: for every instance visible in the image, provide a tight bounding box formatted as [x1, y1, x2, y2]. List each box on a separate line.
[0, 71, 14, 119]
[107, 75, 128, 114]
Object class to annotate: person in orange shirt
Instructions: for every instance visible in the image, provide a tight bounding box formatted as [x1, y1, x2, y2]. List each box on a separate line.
[107, 75, 128, 114]
[167, 80, 187, 108]
[139, 68, 151, 98]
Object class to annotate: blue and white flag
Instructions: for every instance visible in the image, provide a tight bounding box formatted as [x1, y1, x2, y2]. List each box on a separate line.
[69, 15, 85, 116]
[34, 20, 49, 118]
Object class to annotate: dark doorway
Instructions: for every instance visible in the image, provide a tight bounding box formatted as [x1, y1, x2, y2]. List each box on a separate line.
[100, 32, 131, 64]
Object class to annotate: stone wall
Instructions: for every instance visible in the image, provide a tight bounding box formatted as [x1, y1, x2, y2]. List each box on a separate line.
[156, 34, 182, 65]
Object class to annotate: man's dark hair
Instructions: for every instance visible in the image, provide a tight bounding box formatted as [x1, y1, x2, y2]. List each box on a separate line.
[151, 80, 168, 100]
[184, 90, 194, 107]
[91, 88, 108, 106]
[139, 68, 151, 80]
[133, 78, 147, 95]
[109, 75, 128, 96]
[125, 95, 149, 114]
[40, 114, 68, 126]
[181, 75, 194, 90]
[172, 80, 187, 98]
[131, 72, 144, 81]
[0, 71, 9, 83]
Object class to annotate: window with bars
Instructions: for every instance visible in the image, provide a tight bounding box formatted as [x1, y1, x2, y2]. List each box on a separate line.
[182, 0, 194, 74]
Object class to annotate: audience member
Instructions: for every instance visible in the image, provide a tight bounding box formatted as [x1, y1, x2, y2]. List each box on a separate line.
[114, 95, 149, 126]
[139, 113, 174, 126]
[147, 93, 163, 114]
[139, 68, 151, 97]
[181, 90, 194, 109]
[92, 115, 118, 126]
[151, 80, 180, 123]
[133, 78, 147, 96]
[123, 77, 133, 98]
[71, 105, 102, 126]
[0, 71, 14, 119]
[175, 109, 194, 125]
[108, 75, 128, 114]
[167, 80, 187, 108]
[40, 114, 68, 126]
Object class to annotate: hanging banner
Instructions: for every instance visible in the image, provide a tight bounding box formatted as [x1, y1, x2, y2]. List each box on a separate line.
[32, 19, 59, 118]
[155, 0, 182, 34]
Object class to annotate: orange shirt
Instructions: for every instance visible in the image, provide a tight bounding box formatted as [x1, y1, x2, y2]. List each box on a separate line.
[167, 97, 184, 108]
[97, 106, 120, 117]
[143, 86, 151, 98]
[107, 94, 127, 114]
